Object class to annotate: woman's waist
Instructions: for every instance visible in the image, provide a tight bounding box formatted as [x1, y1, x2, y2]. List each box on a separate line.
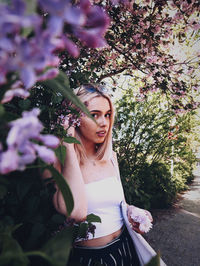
[75, 225, 124, 248]
[81, 214, 123, 239]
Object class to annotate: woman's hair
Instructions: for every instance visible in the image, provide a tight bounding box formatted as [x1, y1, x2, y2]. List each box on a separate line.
[73, 84, 114, 164]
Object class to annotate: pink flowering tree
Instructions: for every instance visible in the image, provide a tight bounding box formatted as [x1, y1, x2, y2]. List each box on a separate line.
[61, 0, 200, 112]
[0, 0, 110, 265]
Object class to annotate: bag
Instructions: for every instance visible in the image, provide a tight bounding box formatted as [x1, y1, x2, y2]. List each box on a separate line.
[121, 201, 166, 266]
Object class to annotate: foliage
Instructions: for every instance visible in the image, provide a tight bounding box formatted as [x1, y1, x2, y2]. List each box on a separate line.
[0, 166, 67, 266]
[145, 253, 161, 266]
[113, 89, 197, 209]
[0, 0, 109, 265]
[0, 164, 101, 266]
[61, 0, 200, 111]
[0, 0, 199, 265]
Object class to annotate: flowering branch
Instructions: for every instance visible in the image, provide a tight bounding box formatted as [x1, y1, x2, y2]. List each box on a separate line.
[0, 108, 59, 174]
[0, 0, 110, 174]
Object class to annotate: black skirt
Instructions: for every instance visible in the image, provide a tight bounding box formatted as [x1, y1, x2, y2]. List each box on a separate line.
[67, 226, 140, 266]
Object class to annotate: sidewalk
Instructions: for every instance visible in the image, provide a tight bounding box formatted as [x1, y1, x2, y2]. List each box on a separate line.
[145, 175, 200, 266]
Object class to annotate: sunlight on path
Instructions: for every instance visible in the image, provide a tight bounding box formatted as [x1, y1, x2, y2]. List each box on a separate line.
[183, 176, 200, 201]
[181, 209, 200, 219]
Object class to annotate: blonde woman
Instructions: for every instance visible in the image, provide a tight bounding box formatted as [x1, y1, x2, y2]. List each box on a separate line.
[53, 84, 153, 266]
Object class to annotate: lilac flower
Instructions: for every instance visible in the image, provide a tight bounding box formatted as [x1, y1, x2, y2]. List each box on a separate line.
[74, 28, 107, 48]
[0, 0, 109, 101]
[7, 33, 60, 88]
[7, 109, 43, 147]
[73, 3, 110, 48]
[1, 81, 30, 103]
[0, 1, 41, 88]
[38, 135, 60, 148]
[0, 1, 58, 90]
[0, 109, 60, 174]
[37, 68, 59, 82]
[39, 0, 109, 50]
[61, 36, 79, 58]
[33, 144, 56, 164]
[64, 114, 81, 128]
[38, 0, 86, 35]
[0, 148, 19, 174]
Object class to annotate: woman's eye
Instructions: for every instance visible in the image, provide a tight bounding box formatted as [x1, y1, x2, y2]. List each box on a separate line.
[91, 113, 98, 118]
[105, 113, 111, 118]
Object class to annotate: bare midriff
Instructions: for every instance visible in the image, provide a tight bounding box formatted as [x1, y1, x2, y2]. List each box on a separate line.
[75, 227, 123, 247]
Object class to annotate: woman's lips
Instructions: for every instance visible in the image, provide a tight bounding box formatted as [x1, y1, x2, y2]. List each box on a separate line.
[96, 131, 106, 137]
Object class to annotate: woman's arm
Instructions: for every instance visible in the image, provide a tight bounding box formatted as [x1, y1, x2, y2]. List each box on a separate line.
[53, 140, 87, 222]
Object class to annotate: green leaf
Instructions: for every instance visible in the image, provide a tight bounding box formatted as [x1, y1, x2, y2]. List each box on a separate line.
[25, 223, 46, 249]
[86, 214, 101, 223]
[51, 214, 66, 224]
[52, 94, 63, 104]
[25, 250, 54, 265]
[0, 111, 19, 122]
[145, 253, 161, 266]
[78, 222, 89, 239]
[40, 226, 74, 266]
[63, 136, 81, 144]
[24, 0, 37, 14]
[46, 165, 74, 216]
[21, 27, 33, 38]
[0, 252, 29, 266]
[0, 104, 5, 117]
[0, 185, 7, 199]
[55, 145, 66, 167]
[39, 71, 95, 122]
[0, 224, 30, 266]
[16, 175, 35, 201]
[18, 99, 31, 110]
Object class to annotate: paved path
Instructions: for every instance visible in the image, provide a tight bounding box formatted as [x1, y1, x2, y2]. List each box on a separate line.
[145, 175, 200, 266]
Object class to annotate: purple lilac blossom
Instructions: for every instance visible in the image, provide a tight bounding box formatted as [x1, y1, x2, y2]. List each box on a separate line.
[2, 88, 30, 104]
[0, 0, 110, 174]
[0, 108, 59, 174]
[33, 144, 56, 164]
[0, 148, 19, 174]
[0, 0, 109, 102]
[38, 0, 86, 35]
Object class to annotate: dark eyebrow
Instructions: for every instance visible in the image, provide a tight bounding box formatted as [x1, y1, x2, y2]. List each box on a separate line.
[90, 110, 101, 113]
[90, 110, 111, 113]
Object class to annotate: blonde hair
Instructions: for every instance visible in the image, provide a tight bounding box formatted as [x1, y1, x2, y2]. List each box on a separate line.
[73, 84, 114, 164]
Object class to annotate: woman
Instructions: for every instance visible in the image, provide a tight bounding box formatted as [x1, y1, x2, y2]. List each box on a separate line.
[53, 84, 153, 266]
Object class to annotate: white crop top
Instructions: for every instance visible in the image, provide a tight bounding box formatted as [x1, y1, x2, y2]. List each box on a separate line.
[84, 176, 124, 240]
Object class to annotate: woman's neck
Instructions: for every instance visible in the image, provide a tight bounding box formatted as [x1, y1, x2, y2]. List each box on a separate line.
[82, 141, 97, 159]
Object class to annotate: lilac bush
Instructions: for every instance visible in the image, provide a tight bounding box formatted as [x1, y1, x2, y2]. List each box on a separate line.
[0, 108, 59, 174]
[0, 0, 110, 174]
[0, 0, 109, 102]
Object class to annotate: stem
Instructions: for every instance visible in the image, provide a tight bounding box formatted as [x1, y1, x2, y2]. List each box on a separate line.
[25, 251, 52, 264]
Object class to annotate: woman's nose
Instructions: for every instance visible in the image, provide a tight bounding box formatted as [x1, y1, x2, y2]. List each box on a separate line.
[98, 116, 107, 126]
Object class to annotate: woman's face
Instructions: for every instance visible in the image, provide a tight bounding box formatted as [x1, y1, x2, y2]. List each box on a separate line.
[78, 96, 111, 146]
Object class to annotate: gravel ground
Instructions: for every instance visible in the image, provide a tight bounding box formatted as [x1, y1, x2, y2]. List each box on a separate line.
[145, 175, 200, 266]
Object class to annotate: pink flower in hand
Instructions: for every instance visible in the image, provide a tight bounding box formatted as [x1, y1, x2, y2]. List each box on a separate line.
[128, 205, 153, 233]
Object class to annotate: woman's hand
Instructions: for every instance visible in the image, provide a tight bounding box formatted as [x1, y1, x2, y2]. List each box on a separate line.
[63, 115, 76, 137]
[127, 205, 153, 234]
[62, 116, 76, 149]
